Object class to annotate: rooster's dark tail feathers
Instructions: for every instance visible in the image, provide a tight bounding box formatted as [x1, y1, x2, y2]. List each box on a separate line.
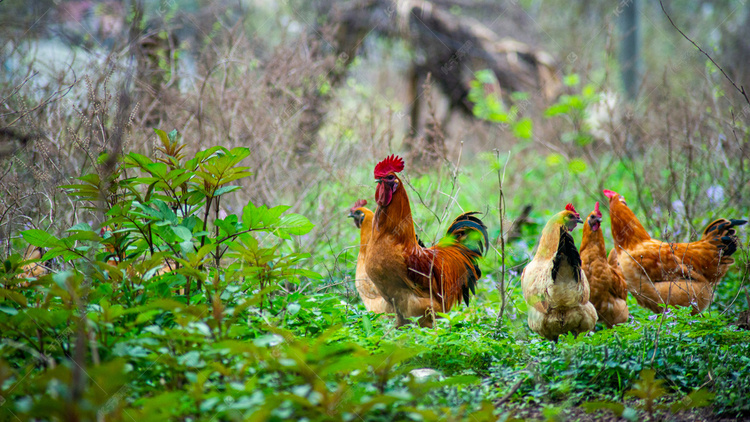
[447, 212, 489, 306]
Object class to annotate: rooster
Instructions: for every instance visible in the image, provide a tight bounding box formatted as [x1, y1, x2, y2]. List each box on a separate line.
[604, 189, 746, 314]
[365, 155, 489, 328]
[348, 199, 393, 313]
[521, 204, 597, 341]
[580, 202, 629, 327]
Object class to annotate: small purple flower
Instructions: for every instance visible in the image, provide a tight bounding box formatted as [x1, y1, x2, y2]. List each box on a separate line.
[671, 200, 685, 217]
[706, 185, 724, 205]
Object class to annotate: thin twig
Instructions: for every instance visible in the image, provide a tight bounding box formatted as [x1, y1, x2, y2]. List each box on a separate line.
[495, 150, 510, 324]
[495, 366, 533, 406]
[659, 0, 750, 106]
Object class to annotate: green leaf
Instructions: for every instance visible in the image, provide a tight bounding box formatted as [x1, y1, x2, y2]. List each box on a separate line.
[545, 153, 564, 167]
[670, 388, 715, 413]
[563, 73, 580, 86]
[362, 314, 372, 336]
[265, 205, 291, 224]
[242, 202, 266, 229]
[582, 84, 597, 98]
[512, 118, 533, 139]
[67, 223, 93, 232]
[287, 303, 301, 316]
[575, 133, 594, 146]
[277, 214, 314, 236]
[545, 103, 570, 117]
[154, 128, 169, 144]
[125, 152, 154, 168]
[0, 290, 27, 307]
[22, 229, 59, 247]
[168, 129, 179, 142]
[215, 216, 238, 237]
[213, 185, 241, 197]
[171, 226, 193, 242]
[0, 306, 19, 315]
[568, 158, 587, 174]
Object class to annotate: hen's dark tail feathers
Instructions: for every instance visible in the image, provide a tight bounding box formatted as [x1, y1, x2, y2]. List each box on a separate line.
[551, 227, 582, 283]
[702, 218, 747, 256]
[447, 212, 489, 306]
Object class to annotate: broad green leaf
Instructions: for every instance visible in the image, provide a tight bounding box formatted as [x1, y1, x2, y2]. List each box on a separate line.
[277, 214, 314, 236]
[0, 290, 27, 307]
[568, 158, 587, 174]
[213, 185, 241, 197]
[154, 128, 169, 144]
[21, 229, 59, 248]
[171, 226, 193, 242]
[545, 103, 570, 116]
[265, 205, 291, 224]
[545, 153, 564, 167]
[563, 73, 580, 86]
[124, 152, 154, 168]
[0, 306, 18, 315]
[512, 118, 533, 139]
[670, 388, 715, 413]
[67, 223, 93, 232]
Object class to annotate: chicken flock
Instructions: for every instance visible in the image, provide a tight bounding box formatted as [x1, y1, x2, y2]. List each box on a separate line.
[10, 155, 747, 341]
[349, 155, 747, 340]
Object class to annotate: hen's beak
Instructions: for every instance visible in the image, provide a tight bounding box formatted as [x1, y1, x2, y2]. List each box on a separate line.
[576, 218, 584, 224]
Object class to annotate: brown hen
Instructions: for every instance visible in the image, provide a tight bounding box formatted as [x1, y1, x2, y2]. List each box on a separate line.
[604, 189, 746, 314]
[580, 202, 629, 327]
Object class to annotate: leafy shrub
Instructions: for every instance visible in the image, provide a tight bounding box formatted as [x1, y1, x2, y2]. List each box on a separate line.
[0, 131, 506, 421]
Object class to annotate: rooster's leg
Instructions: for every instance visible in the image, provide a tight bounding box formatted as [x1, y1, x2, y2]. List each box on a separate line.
[392, 298, 410, 327]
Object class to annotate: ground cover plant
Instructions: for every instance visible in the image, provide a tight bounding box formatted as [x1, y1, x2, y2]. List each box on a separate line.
[1, 0, 749, 421]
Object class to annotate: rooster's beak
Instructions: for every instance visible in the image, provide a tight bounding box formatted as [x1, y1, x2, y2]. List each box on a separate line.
[576, 218, 584, 224]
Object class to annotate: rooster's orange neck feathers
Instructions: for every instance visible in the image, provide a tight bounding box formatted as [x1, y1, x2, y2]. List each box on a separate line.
[373, 178, 417, 244]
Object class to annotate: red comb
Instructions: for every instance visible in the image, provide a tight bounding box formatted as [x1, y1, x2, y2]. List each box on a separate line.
[374, 154, 405, 178]
[594, 201, 602, 217]
[603, 189, 618, 199]
[350, 199, 367, 212]
[565, 203, 580, 219]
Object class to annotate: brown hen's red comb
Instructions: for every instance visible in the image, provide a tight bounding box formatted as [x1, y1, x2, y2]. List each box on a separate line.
[374, 154, 405, 178]
[350, 199, 367, 212]
[594, 201, 602, 217]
